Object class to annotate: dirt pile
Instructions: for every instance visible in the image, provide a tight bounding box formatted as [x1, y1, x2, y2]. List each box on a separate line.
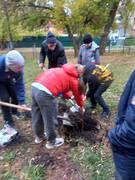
[58, 103, 100, 143]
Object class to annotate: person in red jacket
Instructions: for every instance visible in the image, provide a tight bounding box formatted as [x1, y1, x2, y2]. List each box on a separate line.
[31, 64, 85, 149]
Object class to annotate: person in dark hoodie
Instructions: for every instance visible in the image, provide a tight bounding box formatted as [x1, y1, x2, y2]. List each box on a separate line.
[0, 50, 26, 130]
[31, 64, 85, 149]
[83, 63, 113, 118]
[108, 70, 135, 180]
[39, 32, 67, 69]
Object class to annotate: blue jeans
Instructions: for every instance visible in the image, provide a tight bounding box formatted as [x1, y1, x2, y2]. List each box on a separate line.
[115, 170, 123, 180]
[111, 144, 135, 180]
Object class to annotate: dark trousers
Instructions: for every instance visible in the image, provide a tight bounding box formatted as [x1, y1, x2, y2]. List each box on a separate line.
[115, 170, 123, 180]
[0, 82, 18, 125]
[31, 86, 57, 141]
[87, 80, 112, 112]
[111, 144, 135, 180]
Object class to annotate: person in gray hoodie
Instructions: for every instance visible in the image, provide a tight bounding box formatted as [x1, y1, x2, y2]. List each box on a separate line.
[78, 33, 100, 65]
[39, 32, 67, 69]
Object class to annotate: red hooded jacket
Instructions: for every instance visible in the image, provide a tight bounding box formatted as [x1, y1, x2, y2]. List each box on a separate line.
[35, 64, 84, 107]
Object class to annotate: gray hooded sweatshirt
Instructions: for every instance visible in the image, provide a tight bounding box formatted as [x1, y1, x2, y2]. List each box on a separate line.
[78, 41, 100, 65]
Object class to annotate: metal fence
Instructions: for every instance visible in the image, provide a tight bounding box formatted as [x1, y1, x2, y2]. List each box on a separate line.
[14, 36, 74, 48]
[1, 36, 135, 60]
[106, 38, 135, 54]
[106, 45, 135, 54]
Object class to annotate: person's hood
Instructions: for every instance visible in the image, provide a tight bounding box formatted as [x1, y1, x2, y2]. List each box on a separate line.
[46, 31, 57, 44]
[82, 41, 99, 50]
[62, 64, 78, 78]
[91, 41, 99, 49]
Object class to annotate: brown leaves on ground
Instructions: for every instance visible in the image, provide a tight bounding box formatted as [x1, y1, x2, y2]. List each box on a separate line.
[0, 104, 115, 179]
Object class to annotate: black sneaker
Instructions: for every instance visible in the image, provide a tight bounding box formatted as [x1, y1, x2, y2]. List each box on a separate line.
[85, 105, 96, 111]
[90, 105, 96, 110]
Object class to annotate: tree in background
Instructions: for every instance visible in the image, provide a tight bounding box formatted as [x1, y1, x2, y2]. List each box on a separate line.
[118, 0, 135, 37]
[0, 0, 23, 49]
[16, 0, 52, 33]
[0, 0, 51, 49]
[3, 0, 110, 56]
[99, 0, 121, 55]
[0, 0, 135, 56]
[52, 0, 110, 56]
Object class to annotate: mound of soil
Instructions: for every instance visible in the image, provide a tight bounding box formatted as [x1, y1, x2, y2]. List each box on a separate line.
[58, 102, 100, 142]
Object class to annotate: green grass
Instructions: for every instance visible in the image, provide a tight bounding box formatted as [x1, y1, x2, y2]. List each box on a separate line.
[21, 164, 45, 180]
[71, 142, 115, 180]
[24, 59, 41, 103]
[3, 152, 16, 162]
[0, 171, 17, 180]
[70, 56, 135, 180]
[102, 62, 135, 110]
[18, 55, 135, 179]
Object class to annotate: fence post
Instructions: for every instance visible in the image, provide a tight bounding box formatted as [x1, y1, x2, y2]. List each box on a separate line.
[33, 43, 37, 62]
[122, 39, 125, 54]
[128, 47, 131, 55]
[108, 41, 111, 53]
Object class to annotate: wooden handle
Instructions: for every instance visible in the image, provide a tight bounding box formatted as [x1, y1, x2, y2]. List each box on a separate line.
[0, 101, 31, 111]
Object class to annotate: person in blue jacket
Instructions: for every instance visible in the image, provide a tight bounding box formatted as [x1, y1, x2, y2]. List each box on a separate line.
[0, 50, 25, 129]
[108, 70, 135, 180]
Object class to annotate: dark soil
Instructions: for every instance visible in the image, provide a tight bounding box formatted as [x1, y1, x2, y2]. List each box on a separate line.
[0, 100, 112, 180]
[58, 102, 101, 143]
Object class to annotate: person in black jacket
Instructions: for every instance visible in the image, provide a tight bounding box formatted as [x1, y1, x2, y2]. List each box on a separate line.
[39, 32, 67, 69]
[83, 63, 113, 118]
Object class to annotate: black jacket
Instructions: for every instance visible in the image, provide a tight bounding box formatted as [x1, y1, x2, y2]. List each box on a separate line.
[39, 39, 67, 68]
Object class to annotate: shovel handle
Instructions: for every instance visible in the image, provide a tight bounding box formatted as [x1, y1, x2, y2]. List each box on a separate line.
[0, 101, 31, 111]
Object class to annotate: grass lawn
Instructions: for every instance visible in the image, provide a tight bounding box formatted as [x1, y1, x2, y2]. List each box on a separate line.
[0, 52, 135, 180]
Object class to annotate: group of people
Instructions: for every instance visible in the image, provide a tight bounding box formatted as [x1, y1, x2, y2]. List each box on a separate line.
[39, 32, 113, 118]
[0, 31, 134, 179]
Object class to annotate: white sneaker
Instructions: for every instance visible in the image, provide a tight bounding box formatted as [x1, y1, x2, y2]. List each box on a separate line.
[44, 132, 47, 138]
[3, 124, 16, 134]
[0, 124, 18, 147]
[34, 132, 47, 144]
[35, 136, 43, 144]
[45, 137, 64, 149]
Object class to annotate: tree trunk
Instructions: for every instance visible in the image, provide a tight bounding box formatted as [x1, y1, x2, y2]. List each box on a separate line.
[0, 41, 6, 50]
[99, 0, 120, 55]
[3, 0, 14, 49]
[65, 24, 79, 57]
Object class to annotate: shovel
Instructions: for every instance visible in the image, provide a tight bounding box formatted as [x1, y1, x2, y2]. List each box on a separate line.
[0, 101, 75, 127]
[57, 113, 73, 126]
[0, 101, 31, 111]
[68, 99, 80, 112]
